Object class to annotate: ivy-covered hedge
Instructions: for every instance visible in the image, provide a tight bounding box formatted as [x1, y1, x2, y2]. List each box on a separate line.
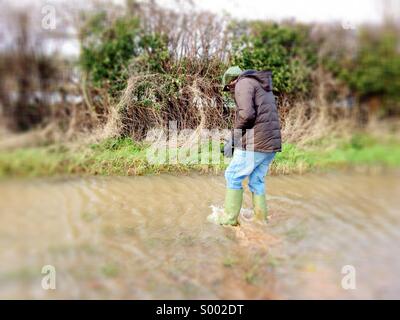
[79, 13, 170, 97]
[231, 22, 318, 97]
[326, 25, 400, 115]
[78, 12, 400, 116]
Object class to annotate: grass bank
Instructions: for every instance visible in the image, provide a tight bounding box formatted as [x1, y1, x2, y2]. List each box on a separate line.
[0, 133, 399, 178]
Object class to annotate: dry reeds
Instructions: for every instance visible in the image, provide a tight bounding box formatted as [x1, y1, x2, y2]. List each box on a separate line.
[106, 71, 232, 141]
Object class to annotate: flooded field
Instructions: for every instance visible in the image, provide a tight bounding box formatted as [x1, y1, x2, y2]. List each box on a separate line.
[0, 172, 399, 299]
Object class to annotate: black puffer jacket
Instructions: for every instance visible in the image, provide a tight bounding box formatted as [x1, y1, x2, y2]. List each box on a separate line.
[233, 70, 282, 153]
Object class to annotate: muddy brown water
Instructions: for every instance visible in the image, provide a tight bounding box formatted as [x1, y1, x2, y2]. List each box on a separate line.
[0, 173, 399, 299]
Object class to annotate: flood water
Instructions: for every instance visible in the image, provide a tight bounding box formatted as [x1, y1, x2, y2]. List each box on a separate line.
[0, 172, 399, 299]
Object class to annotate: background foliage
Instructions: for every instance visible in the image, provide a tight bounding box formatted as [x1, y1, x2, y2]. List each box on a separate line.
[231, 22, 318, 97]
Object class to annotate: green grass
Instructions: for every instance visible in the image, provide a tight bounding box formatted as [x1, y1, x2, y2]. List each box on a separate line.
[319, 134, 400, 167]
[0, 134, 399, 178]
[272, 133, 400, 174]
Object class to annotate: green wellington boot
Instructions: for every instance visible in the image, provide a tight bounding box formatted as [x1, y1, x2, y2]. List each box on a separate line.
[252, 193, 268, 222]
[208, 189, 243, 226]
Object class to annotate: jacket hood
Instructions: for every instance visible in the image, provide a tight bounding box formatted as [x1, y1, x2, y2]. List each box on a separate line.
[238, 70, 273, 91]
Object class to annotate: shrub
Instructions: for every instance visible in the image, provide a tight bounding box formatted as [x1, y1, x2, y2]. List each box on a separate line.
[79, 13, 142, 96]
[79, 12, 175, 98]
[230, 22, 318, 98]
[325, 24, 400, 115]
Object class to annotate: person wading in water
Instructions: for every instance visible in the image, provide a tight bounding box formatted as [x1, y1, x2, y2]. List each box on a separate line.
[208, 66, 282, 226]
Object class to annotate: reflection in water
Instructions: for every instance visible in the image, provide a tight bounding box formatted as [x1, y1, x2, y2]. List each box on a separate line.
[0, 173, 399, 299]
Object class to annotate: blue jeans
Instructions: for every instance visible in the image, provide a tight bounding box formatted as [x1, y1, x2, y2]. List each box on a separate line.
[225, 149, 275, 195]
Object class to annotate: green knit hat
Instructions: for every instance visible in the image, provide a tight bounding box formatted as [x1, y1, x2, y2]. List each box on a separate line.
[222, 66, 242, 91]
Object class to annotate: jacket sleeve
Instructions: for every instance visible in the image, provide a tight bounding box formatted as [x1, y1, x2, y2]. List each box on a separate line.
[234, 79, 256, 130]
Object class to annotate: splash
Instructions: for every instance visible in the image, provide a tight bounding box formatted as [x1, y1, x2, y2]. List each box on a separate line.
[208, 205, 254, 224]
